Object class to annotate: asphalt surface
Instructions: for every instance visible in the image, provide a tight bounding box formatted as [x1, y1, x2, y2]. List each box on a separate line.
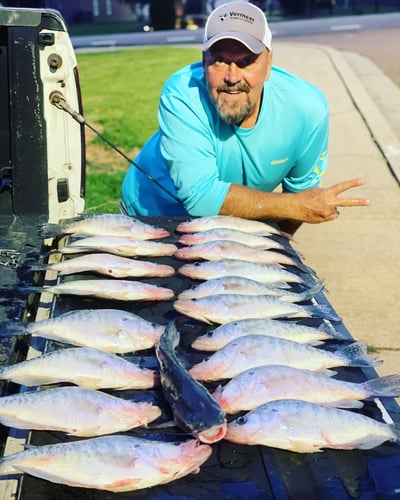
[272, 28, 400, 377]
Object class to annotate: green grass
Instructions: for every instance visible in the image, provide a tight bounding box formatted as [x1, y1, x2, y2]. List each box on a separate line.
[76, 46, 200, 212]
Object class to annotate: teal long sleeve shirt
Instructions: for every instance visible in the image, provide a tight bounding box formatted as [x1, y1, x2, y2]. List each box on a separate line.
[121, 62, 329, 217]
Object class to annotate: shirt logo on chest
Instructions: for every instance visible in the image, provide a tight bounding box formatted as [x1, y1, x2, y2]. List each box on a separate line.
[271, 157, 288, 166]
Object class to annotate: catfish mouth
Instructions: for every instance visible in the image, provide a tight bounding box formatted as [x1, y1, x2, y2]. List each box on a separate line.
[197, 422, 227, 444]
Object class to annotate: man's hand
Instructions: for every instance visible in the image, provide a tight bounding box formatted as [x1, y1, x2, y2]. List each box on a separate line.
[294, 178, 370, 223]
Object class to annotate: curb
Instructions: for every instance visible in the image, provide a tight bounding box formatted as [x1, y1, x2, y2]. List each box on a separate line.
[320, 45, 400, 186]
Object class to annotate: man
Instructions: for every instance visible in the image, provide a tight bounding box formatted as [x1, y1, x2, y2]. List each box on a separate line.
[121, 0, 369, 234]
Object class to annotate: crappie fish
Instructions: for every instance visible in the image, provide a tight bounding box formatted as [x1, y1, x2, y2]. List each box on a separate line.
[176, 215, 291, 239]
[1, 309, 164, 353]
[30, 253, 175, 278]
[173, 294, 340, 325]
[189, 336, 381, 381]
[0, 435, 212, 492]
[213, 365, 400, 413]
[178, 277, 323, 303]
[0, 347, 159, 390]
[37, 279, 174, 301]
[0, 386, 161, 436]
[39, 213, 170, 240]
[178, 259, 317, 287]
[224, 399, 400, 452]
[174, 240, 298, 267]
[178, 227, 291, 251]
[156, 320, 227, 444]
[192, 318, 343, 351]
[57, 236, 177, 257]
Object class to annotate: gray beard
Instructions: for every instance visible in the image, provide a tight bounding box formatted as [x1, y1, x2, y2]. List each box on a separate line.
[216, 96, 253, 126]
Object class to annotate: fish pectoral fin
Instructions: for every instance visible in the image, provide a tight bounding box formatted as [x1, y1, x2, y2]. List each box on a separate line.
[105, 477, 142, 493]
[76, 376, 106, 390]
[288, 438, 323, 453]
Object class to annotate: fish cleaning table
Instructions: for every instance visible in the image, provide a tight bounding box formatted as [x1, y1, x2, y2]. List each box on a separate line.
[0, 215, 400, 500]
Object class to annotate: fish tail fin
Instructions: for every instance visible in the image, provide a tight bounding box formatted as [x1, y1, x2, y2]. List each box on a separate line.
[26, 262, 48, 273]
[299, 272, 325, 290]
[304, 304, 341, 322]
[276, 229, 293, 241]
[0, 321, 27, 337]
[363, 374, 400, 398]
[12, 285, 45, 296]
[339, 341, 383, 368]
[38, 223, 63, 239]
[292, 281, 325, 302]
[212, 385, 223, 402]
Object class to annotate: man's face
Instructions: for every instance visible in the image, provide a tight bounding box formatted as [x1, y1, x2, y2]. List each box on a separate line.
[203, 39, 272, 128]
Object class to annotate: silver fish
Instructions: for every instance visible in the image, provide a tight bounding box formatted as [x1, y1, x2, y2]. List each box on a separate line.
[0, 386, 161, 436]
[38, 279, 174, 301]
[178, 227, 290, 251]
[2, 309, 164, 353]
[0, 347, 159, 390]
[0, 435, 212, 492]
[174, 240, 298, 267]
[39, 213, 170, 240]
[189, 336, 381, 381]
[173, 294, 340, 325]
[30, 253, 175, 278]
[57, 236, 177, 257]
[224, 399, 400, 452]
[213, 365, 400, 413]
[192, 318, 342, 351]
[178, 259, 316, 287]
[176, 215, 291, 239]
[178, 277, 323, 303]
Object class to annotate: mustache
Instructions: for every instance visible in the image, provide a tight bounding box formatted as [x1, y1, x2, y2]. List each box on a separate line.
[217, 83, 250, 93]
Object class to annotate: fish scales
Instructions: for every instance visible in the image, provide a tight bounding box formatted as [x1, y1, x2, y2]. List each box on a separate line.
[192, 318, 342, 351]
[213, 365, 400, 413]
[0, 386, 162, 436]
[174, 240, 298, 267]
[0, 435, 212, 492]
[39, 213, 170, 240]
[58, 236, 177, 257]
[188, 336, 381, 381]
[2, 309, 165, 353]
[178, 259, 317, 287]
[178, 276, 323, 302]
[176, 215, 291, 239]
[40, 279, 174, 301]
[224, 399, 400, 452]
[30, 253, 175, 278]
[0, 347, 159, 390]
[173, 293, 340, 324]
[178, 227, 290, 251]
[155, 320, 227, 444]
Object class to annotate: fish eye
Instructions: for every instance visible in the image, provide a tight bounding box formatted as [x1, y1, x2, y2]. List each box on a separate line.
[237, 416, 247, 426]
[205, 331, 214, 337]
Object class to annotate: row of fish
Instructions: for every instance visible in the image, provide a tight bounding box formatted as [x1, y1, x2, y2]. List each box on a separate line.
[0, 213, 398, 493]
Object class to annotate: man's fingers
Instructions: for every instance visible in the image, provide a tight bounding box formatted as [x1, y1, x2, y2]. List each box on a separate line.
[327, 178, 369, 207]
[336, 196, 370, 208]
[329, 178, 364, 196]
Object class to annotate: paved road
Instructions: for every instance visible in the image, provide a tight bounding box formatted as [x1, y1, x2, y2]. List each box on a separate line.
[279, 27, 400, 87]
[279, 27, 400, 144]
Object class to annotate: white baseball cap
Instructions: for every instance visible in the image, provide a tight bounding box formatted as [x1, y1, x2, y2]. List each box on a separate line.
[203, 1, 272, 54]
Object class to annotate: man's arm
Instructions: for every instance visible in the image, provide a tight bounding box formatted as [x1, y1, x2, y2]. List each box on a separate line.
[219, 179, 369, 234]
